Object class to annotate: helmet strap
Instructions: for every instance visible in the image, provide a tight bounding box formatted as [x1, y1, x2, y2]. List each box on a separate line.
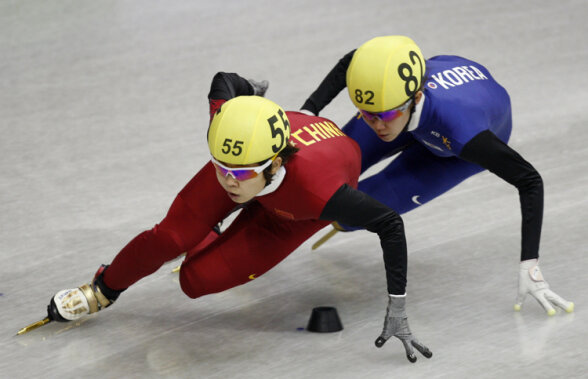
[400, 95, 418, 133]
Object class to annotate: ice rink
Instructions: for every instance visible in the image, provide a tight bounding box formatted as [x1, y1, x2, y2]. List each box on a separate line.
[1, 1, 587, 378]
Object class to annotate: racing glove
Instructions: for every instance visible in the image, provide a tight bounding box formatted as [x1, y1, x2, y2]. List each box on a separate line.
[515, 259, 574, 315]
[375, 294, 432, 363]
[247, 78, 269, 97]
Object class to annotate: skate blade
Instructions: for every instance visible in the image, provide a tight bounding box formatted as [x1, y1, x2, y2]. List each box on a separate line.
[311, 228, 339, 250]
[16, 317, 51, 335]
[169, 252, 186, 273]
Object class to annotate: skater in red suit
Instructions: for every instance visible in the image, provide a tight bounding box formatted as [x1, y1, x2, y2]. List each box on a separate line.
[44, 72, 432, 362]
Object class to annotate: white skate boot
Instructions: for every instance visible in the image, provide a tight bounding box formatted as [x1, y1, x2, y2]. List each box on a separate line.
[47, 264, 124, 322]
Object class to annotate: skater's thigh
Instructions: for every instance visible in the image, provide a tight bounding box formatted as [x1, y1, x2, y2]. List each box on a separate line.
[179, 203, 327, 298]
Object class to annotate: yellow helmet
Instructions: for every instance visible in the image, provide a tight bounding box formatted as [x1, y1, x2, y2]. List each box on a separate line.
[347, 36, 426, 112]
[208, 96, 290, 165]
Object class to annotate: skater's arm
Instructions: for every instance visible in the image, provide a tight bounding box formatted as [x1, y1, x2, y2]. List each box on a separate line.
[459, 130, 543, 261]
[319, 184, 407, 295]
[301, 50, 355, 116]
[207, 72, 265, 120]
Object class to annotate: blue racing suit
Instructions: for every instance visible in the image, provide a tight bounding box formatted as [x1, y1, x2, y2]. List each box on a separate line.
[302, 53, 543, 261]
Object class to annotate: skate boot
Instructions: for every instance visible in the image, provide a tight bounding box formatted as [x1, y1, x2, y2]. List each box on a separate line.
[47, 265, 125, 322]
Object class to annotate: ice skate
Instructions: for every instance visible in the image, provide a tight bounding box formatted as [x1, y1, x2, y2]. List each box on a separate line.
[17, 265, 124, 335]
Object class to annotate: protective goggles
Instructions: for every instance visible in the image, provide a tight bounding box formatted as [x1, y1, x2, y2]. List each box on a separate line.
[211, 155, 274, 181]
[359, 98, 413, 122]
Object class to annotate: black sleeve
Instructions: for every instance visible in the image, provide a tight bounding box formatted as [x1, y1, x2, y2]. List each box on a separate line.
[320, 184, 407, 295]
[300, 50, 356, 115]
[207, 72, 254, 101]
[459, 130, 543, 261]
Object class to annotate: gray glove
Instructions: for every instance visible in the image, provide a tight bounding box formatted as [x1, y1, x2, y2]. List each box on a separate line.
[248, 78, 269, 97]
[375, 295, 432, 363]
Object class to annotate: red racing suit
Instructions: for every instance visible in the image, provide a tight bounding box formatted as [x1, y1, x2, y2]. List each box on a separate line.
[103, 72, 409, 299]
[103, 111, 362, 299]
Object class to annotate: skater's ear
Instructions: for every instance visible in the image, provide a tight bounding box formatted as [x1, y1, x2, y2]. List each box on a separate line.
[270, 157, 282, 175]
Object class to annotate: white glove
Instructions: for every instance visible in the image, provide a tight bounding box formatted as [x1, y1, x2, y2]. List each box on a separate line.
[375, 294, 432, 363]
[514, 259, 574, 315]
[247, 78, 269, 97]
[298, 109, 316, 116]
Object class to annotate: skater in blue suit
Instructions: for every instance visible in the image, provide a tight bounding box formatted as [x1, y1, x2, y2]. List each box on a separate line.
[301, 36, 573, 326]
